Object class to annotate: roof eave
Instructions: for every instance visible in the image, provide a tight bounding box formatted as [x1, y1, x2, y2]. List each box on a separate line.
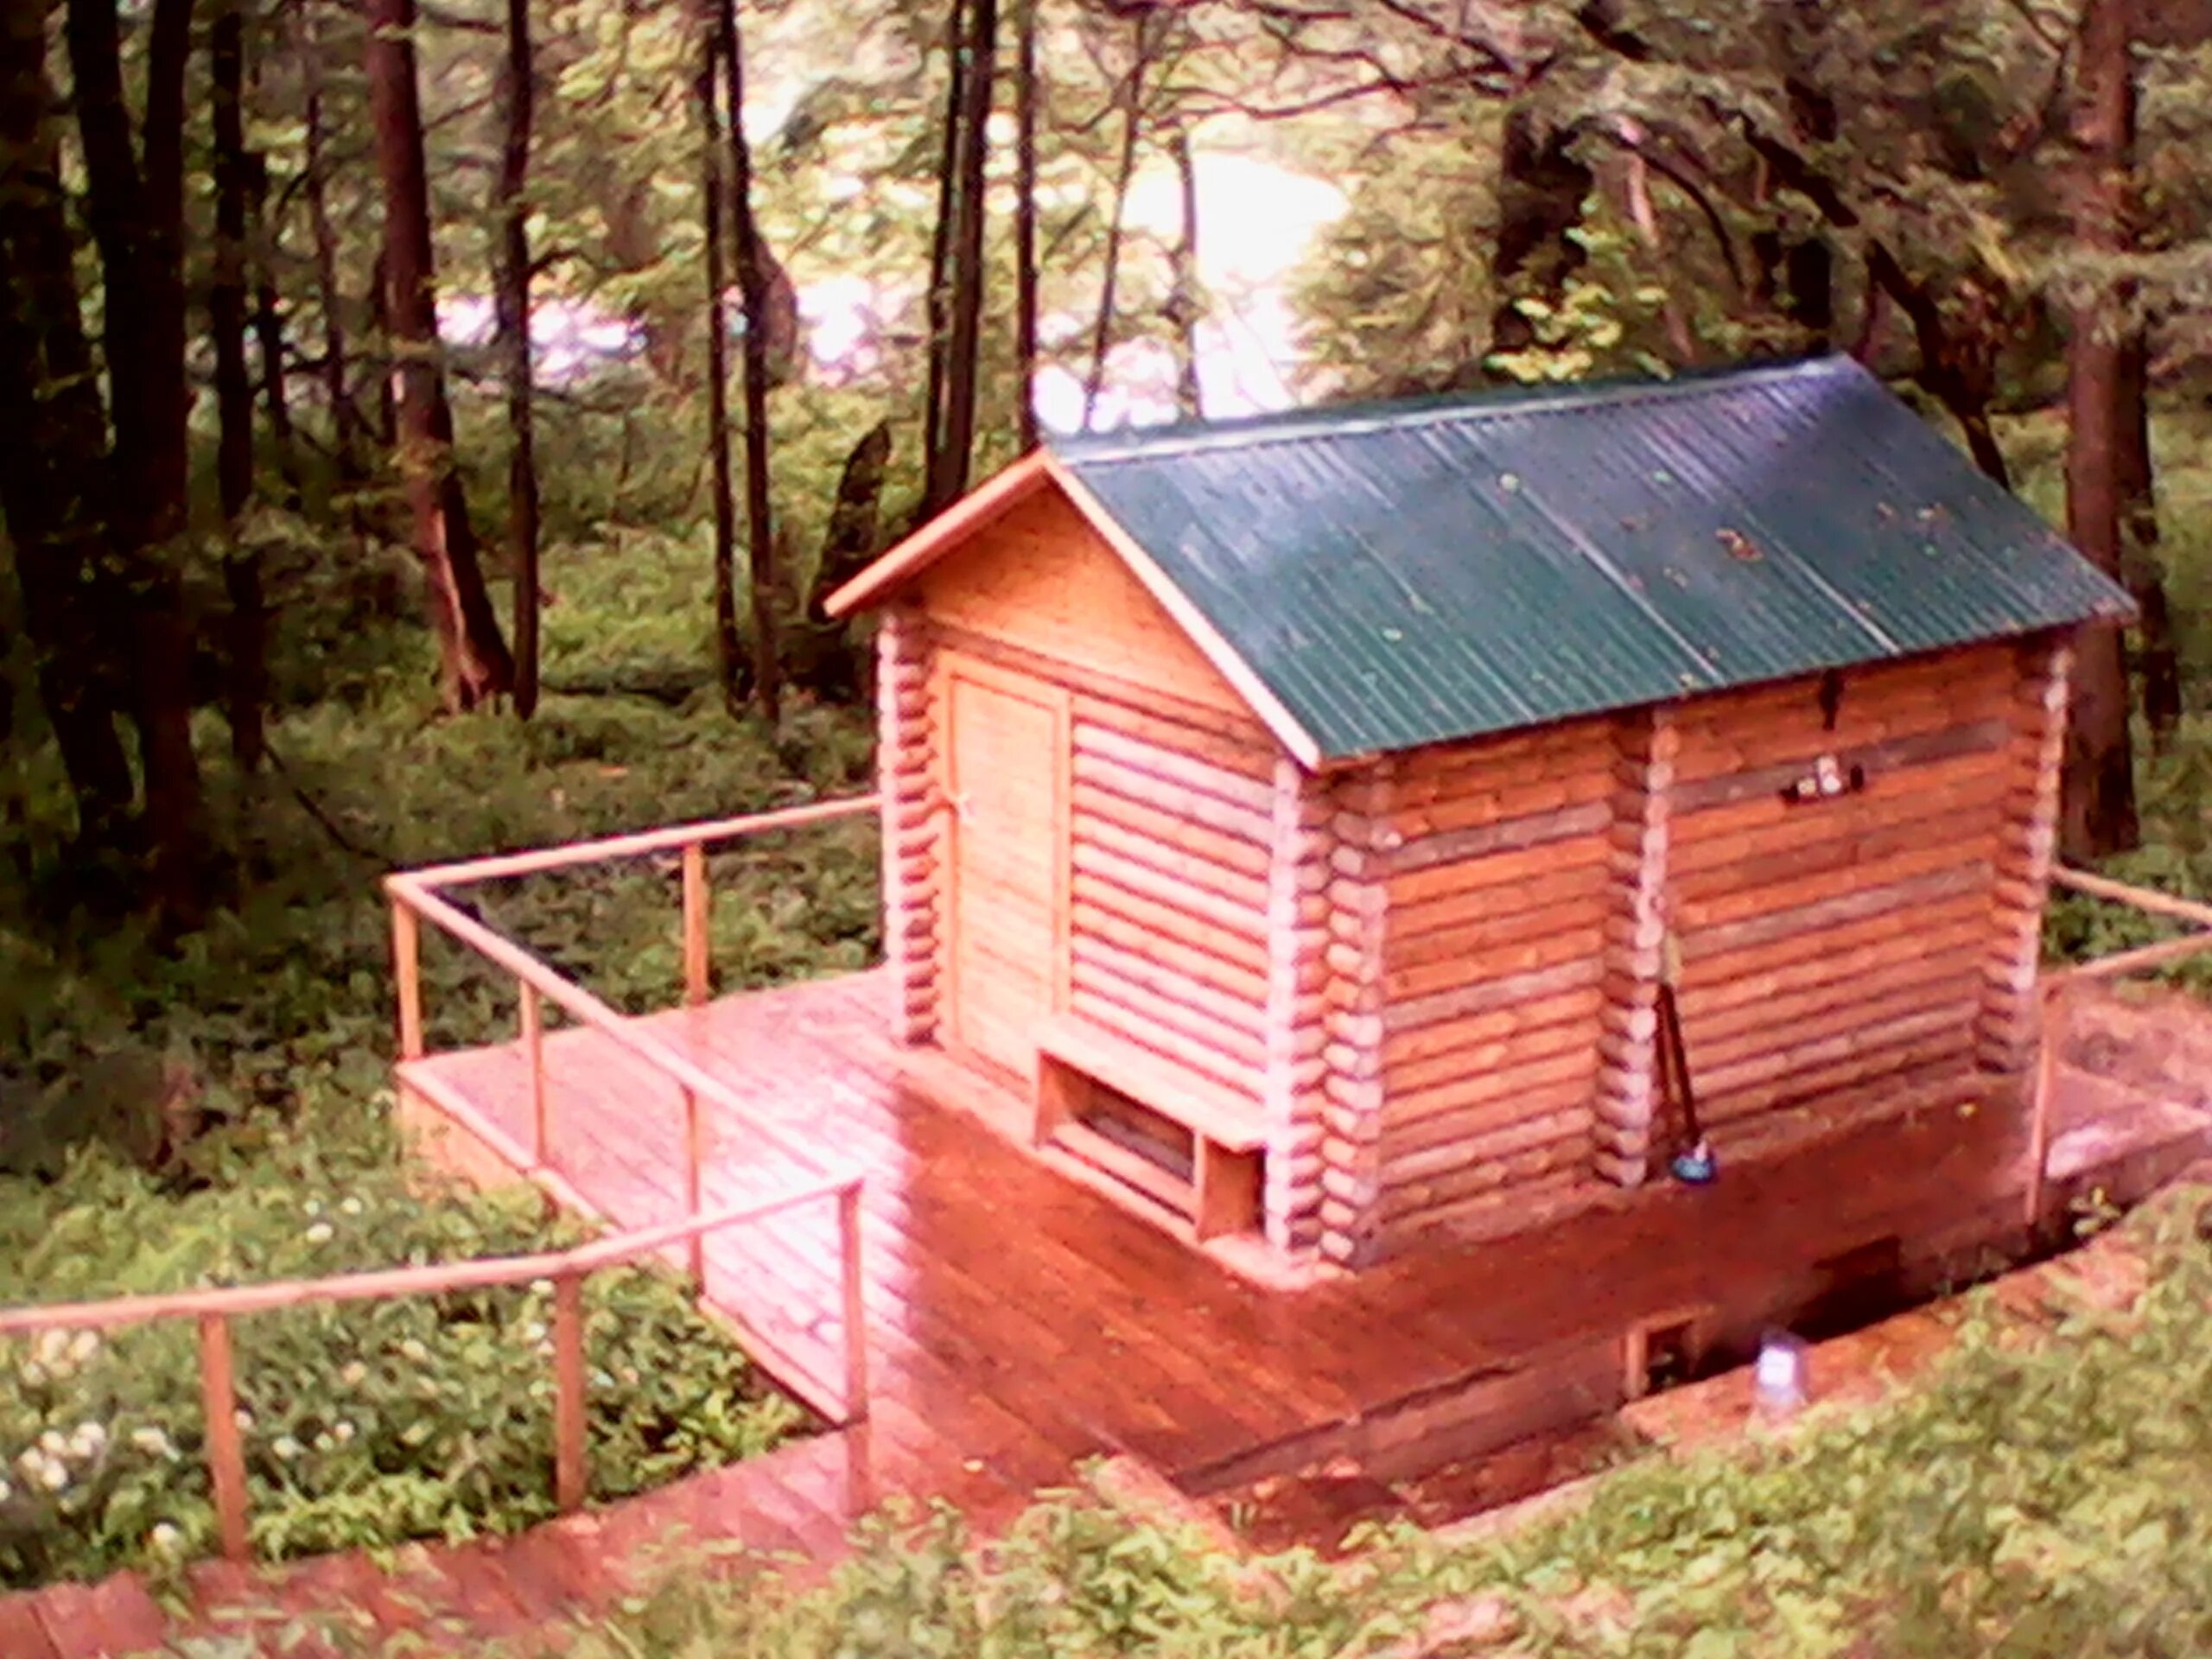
[823, 449, 1055, 619]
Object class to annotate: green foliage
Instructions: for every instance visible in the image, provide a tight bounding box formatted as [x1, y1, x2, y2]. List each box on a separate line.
[0, 1074, 802, 1591]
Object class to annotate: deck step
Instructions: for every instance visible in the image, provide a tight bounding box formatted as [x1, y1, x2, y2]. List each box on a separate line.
[1050, 1120, 1193, 1222]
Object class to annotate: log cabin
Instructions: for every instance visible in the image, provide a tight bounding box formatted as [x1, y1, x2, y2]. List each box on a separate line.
[826, 356, 2134, 1269]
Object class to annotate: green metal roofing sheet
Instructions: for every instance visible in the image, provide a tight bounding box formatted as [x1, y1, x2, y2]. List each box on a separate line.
[1053, 356, 2133, 760]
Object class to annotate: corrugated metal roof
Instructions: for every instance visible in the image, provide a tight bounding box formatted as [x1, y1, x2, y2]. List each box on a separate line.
[1055, 356, 2134, 760]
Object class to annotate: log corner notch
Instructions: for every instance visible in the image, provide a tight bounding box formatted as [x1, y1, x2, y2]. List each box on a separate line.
[1974, 633, 2074, 1077]
[1591, 706, 1678, 1187]
[1317, 760, 1393, 1267]
[1262, 757, 1333, 1254]
[878, 605, 942, 1044]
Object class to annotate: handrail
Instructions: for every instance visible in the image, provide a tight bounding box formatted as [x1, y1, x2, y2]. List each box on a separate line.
[381, 795, 879, 1438]
[0, 1179, 861, 1561]
[2027, 865, 2212, 1227]
[402, 797, 880, 890]
[387, 872, 856, 1185]
[0, 1181, 849, 1333]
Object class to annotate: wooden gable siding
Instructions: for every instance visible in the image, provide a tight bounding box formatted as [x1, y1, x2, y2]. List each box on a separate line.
[1665, 645, 2020, 1134]
[912, 488, 1252, 722]
[1319, 720, 1617, 1260]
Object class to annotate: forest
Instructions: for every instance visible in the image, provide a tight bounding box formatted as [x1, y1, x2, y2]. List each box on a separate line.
[3, 0, 2212, 1625]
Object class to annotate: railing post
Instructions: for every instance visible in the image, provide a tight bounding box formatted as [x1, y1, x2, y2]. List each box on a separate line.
[2026, 979, 2063, 1233]
[197, 1313, 251, 1562]
[839, 1179, 868, 1424]
[683, 1086, 705, 1291]
[520, 980, 548, 1166]
[552, 1271, 588, 1512]
[682, 842, 710, 1007]
[391, 894, 424, 1061]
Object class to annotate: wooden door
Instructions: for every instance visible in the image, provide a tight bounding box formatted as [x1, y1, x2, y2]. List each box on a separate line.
[943, 653, 1068, 1078]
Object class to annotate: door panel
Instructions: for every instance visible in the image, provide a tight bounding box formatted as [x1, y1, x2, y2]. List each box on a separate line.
[944, 657, 1067, 1077]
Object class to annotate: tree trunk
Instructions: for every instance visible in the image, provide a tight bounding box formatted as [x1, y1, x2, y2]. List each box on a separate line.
[2117, 333, 2182, 742]
[719, 0, 782, 724]
[66, 0, 207, 924]
[1169, 126, 1203, 418]
[1486, 103, 1592, 366]
[920, 0, 970, 499]
[300, 6, 362, 476]
[1083, 16, 1150, 428]
[696, 7, 744, 715]
[248, 159, 302, 508]
[365, 0, 514, 711]
[0, 1, 136, 859]
[2061, 0, 2141, 860]
[927, 0, 995, 508]
[497, 0, 542, 719]
[1013, 0, 1039, 451]
[212, 0, 266, 772]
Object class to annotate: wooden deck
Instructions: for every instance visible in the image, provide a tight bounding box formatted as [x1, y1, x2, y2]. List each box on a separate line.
[396, 968, 2209, 1507]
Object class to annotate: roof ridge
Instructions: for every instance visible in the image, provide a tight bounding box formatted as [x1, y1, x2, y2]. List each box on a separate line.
[1055, 355, 1845, 467]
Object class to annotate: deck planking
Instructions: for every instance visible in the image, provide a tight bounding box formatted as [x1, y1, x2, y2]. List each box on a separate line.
[401, 969, 2081, 1497]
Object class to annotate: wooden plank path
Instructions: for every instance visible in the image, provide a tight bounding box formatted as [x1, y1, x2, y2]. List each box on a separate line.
[8, 969, 2205, 1655]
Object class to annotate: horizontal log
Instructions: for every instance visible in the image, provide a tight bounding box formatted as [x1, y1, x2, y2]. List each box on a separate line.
[1674, 814, 2005, 917]
[1384, 957, 1603, 1036]
[1372, 798, 1613, 880]
[1382, 832, 1611, 909]
[1071, 866, 1268, 966]
[1697, 1032, 1978, 1132]
[1671, 649, 2010, 743]
[1685, 892, 1991, 997]
[1071, 952, 1268, 1069]
[1072, 720, 1279, 815]
[1672, 679, 2013, 780]
[1382, 766, 1615, 842]
[1681, 838, 1997, 936]
[1388, 892, 1611, 972]
[1381, 1094, 1592, 1181]
[1071, 825, 1271, 917]
[1073, 931, 1267, 1038]
[1075, 753, 1276, 848]
[1382, 922, 1605, 1003]
[1670, 717, 2012, 816]
[1691, 996, 1978, 1105]
[1385, 1041, 1598, 1130]
[1667, 762, 2012, 875]
[1388, 855, 1612, 943]
[1683, 973, 1982, 1081]
[1071, 903, 1272, 1007]
[1378, 1135, 1588, 1221]
[1685, 863, 1991, 963]
[1074, 784, 1273, 881]
[1685, 923, 1986, 1030]
[1067, 987, 1268, 1101]
[1686, 947, 1984, 1053]
[1069, 690, 1278, 780]
[1388, 1003, 1602, 1093]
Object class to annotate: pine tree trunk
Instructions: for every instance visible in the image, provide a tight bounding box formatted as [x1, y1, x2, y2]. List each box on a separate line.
[1083, 16, 1149, 429]
[929, 0, 995, 507]
[719, 0, 781, 724]
[696, 7, 745, 715]
[212, 0, 266, 772]
[497, 0, 542, 719]
[919, 0, 969, 499]
[2061, 0, 2141, 860]
[1013, 0, 1039, 452]
[365, 0, 514, 711]
[1169, 126, 1202, 418]
[0, 2, 136, 858]
[248, 157, 302, 507]
[66, 0, 207, 924]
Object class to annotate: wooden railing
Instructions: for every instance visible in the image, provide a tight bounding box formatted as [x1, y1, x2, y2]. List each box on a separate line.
[0, 1184, 852, 1562]
[2027, 866, 2212, 1225]
[384, 797, 880, 1424]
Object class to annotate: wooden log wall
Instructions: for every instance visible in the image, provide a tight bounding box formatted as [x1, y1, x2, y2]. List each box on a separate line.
[1262, 758, 1334, 1251]
[1974, 635, 2073, 1074]
[1319, 761, 1392, 1265]
[1666, 646, 2021, 1134]
[1326, 721, 1618, 1258]
[1065, 697, 1278, 1103]
[1590, 709, 1677, 1187]
[877, 606, 940, 1045]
